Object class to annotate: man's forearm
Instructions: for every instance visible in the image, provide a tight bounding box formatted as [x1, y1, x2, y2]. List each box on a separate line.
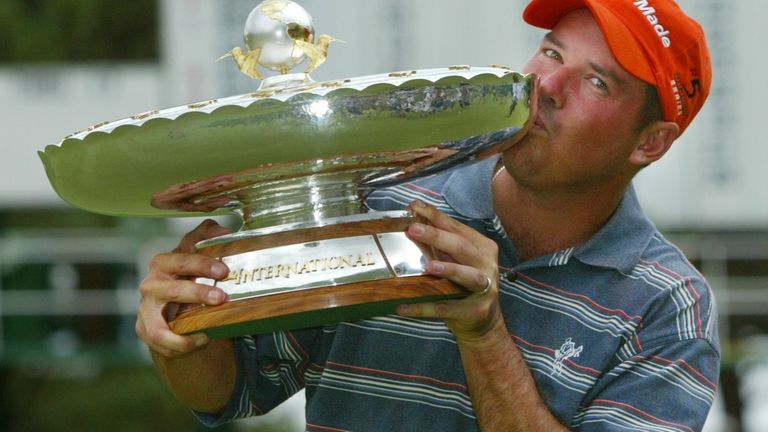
[458, 320, 568, 431]
[152, 339, 237, 414]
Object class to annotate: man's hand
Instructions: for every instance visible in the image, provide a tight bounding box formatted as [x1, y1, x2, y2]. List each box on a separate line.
[396, 200, 505, 346]
[397, 201, 567, 431]
[135, 219, 232, 357]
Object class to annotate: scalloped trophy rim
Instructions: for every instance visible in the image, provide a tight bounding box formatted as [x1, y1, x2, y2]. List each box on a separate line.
[38, 65, 536, 221]
[42, 66, 528, 148]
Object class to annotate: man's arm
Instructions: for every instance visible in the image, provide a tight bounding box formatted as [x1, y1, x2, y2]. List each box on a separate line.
[396, 201, 567, 431]
[151, 340, 235, 414]
[135, 220, 235, 414]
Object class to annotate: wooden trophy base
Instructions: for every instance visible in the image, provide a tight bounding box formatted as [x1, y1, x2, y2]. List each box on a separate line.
[168, 215, 468, 339]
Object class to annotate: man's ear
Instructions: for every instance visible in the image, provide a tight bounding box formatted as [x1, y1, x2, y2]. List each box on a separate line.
[629, 121, 680, 166]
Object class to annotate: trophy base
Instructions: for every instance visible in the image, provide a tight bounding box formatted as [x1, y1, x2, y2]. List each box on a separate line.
[168, 212, 469, 338]
[170, 276, 462, 339]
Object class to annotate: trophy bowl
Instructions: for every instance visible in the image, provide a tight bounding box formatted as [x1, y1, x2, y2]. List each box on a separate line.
[38, 0, 537, 338]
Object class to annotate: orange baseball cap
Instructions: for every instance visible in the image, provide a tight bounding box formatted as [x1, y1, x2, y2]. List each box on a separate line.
[523, 0, 711, 134]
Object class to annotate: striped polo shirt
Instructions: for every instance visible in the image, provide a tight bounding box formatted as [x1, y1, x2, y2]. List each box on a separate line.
[202, 157, 719, 431]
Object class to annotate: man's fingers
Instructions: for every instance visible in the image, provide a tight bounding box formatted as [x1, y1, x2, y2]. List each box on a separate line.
[406, 201, 498, 269]
[135, 303, 211, 356]
[148, 251, 229, 281]
[408, 200, 480, 239]
[426, 261, 495, 295]
[136, 220, 232, 358]
[399, 200, 504, 342]
[408, 221, 497, 270]
[401, 255, 498, 317]
[140, 278, 228, 306]
[396, 297, 494, 324]
[174, 219, 232, 253]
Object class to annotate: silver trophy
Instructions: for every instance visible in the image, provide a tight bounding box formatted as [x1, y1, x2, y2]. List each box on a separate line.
[39, 0, 537, 338]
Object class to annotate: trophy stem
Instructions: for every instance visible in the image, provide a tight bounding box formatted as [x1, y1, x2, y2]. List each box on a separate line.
[235, 178, 366, 230]
[223, 171, 371, 231]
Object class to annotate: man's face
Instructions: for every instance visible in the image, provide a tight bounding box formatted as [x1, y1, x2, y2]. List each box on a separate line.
[505, 9, 650, 193]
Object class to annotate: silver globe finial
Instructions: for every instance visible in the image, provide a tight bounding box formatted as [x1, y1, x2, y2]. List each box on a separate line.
[218, 0, 342, 88]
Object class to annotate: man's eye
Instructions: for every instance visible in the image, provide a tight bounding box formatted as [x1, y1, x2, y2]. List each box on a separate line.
[543, 48, 562, 61]
[590, 76, 608, 92]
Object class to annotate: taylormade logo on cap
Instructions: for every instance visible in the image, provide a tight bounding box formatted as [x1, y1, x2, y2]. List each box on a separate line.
[633, 0, 671, 47]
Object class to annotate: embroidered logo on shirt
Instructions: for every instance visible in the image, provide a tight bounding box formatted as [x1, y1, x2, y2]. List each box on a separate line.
[552, 337, 583, 375]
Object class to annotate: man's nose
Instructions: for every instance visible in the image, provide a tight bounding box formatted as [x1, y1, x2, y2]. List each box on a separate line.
[536, 67, 570, 110]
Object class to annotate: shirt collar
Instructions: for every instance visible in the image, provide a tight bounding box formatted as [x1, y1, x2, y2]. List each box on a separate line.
[572, 184, 655, 273]
[443, 157, 499, 220]
[442, 158, 655, 273]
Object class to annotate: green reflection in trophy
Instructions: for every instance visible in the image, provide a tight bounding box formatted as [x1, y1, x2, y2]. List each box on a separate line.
[39, 0, 537, 338]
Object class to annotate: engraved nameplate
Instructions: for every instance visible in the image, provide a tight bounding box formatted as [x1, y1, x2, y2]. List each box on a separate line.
[199, 235, 393, 301]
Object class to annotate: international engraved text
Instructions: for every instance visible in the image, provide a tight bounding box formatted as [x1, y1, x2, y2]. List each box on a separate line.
[224, 252, 378, 285]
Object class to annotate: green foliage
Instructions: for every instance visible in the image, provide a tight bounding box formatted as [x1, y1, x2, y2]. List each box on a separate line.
[0, 365, 235, 431]
[0, 0, 158, 62]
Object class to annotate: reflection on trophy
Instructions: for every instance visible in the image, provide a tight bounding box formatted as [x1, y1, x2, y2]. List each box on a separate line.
[39, 0, 537, 338]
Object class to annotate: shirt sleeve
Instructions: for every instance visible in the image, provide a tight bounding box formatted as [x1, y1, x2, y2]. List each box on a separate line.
[572, 338, 719, 431]
[194, 331, 319, 427]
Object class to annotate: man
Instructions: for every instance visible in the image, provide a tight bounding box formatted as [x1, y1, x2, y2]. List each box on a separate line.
[136, 1, 719, 430]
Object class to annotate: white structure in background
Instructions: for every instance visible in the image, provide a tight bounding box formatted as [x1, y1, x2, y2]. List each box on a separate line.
[634, 0, 768, 230]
